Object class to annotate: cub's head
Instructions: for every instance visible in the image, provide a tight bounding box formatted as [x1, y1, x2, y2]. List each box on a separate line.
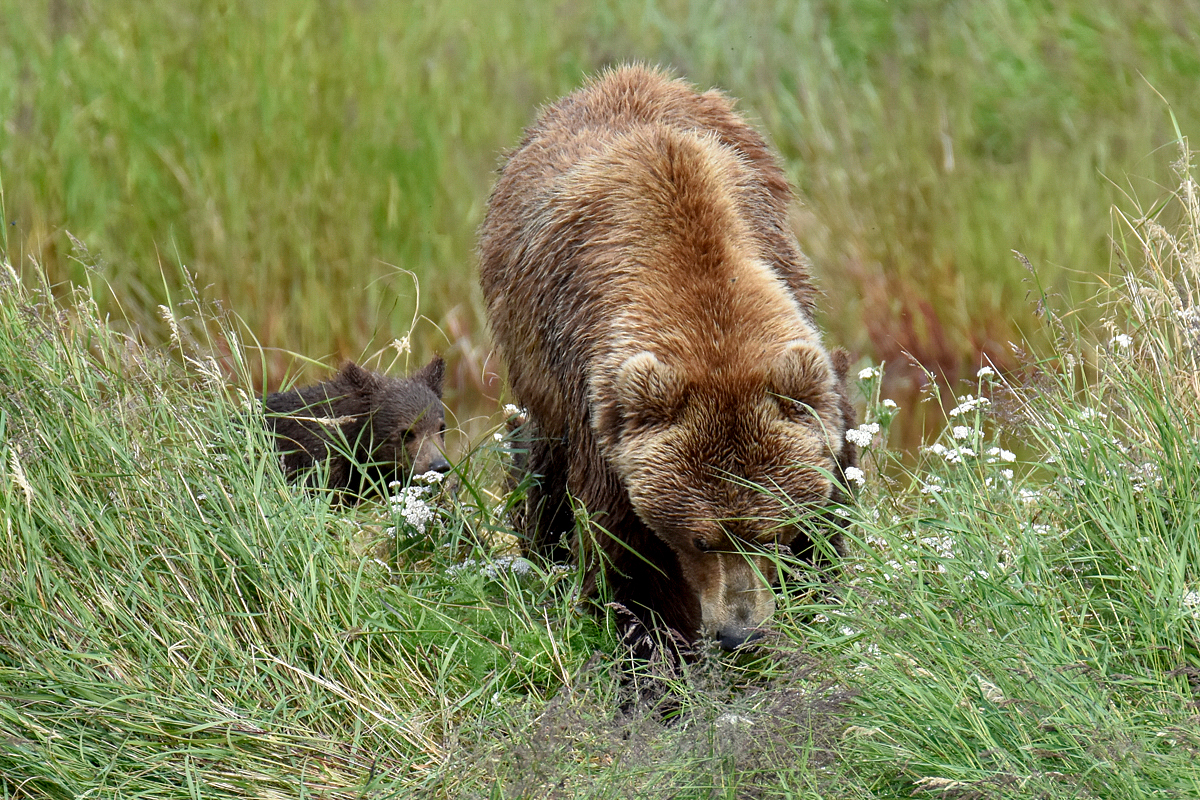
[594, 342, 855, 649]
[341, 356, 451, 481]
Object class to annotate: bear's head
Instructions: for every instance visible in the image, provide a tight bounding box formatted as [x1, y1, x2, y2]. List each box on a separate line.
[340, 356, 451, 481]
[596, 341, 853, 649]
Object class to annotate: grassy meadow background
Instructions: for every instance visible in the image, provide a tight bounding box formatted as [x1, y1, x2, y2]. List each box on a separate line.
[3, 0, 1200, 444]
[3, 0, 1200, 797]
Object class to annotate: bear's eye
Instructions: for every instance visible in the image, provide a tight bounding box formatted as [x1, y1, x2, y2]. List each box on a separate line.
[694, 537, 712, 553]
[783, 398, 816, 424]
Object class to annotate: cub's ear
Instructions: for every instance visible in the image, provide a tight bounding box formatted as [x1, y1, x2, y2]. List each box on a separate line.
[339, 361, 378, 389]
[412, 355, 446, 397]
[614, 351, 684, 430]
[769, 341, 832, 409]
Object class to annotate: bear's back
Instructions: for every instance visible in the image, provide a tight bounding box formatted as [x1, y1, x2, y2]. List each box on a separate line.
[479, 66, 819, 434]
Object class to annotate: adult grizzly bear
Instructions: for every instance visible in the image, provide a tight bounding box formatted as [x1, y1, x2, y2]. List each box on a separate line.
[480, 66, 856, 653]
[264, 356, 450, 499]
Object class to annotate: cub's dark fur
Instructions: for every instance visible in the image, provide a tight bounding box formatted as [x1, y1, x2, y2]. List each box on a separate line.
[264, 356, 449, 498]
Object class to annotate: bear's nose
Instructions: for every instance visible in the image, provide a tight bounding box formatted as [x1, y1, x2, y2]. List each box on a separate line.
[716, 626, 764, 652]
[425, 455, 451, 474]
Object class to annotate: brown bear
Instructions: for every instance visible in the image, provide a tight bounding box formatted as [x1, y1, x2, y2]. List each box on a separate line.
[264, 356, 450, 499]
[479, 65, 857, 654]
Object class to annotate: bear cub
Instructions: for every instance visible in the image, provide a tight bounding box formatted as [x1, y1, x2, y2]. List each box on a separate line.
[264, 356, 450, 499]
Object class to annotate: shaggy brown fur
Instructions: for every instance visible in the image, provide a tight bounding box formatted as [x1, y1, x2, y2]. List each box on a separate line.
[264, 356, 449, 499]
[480, 66, 856, 652]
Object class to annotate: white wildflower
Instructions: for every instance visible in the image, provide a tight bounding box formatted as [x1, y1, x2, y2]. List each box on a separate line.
[446, 558, 479, 576]
[858, 366, 880, 381]
[393, 336, 411, 354]
[921, 536, 956, 559]
[503, 403, 523, 416]
[942, 446, 976, 464]
[390, 485, 435, 534]
[493, 432, 504, 442]
[846, 423, 880, 448]
[882, 399, 898, 410]
[986, 447, 1016, 463]
[415, 470, 445, 484]
[480, 556, 535, 580]
[1109, 333, 1132, 349]
[976, 366, 996, 378]
[923, 443, 947, 456]
[1183, 590, 1200, 619]
[951, 425, 973, 440]
[844, 466, 866, 487]
[948, 394, 991, 417]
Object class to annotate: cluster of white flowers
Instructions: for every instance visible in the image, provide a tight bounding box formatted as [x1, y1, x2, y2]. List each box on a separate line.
[844, 466, 866, 487]
[922, 443, 975, 464]
[882, 399, 899, 410]
[983, 470, 1015, 487]
[1131, 462, 1162, 495]
[858, 366, 881, 380]
[976, 366, 996, 378]
[914, 534, 956, 573]
[447, 555, 536, 580]
[943, 446, 976, 464]
[503, 403, 524, 417]
[951, 426, 974, 440]
[948, 394, 991, 417]
[1078, 407, 1106, 422]
[986, 447, 1016, 463]
[1183, 590, 1200, 620]
[1177, 306, 1200, 331]
[1109, 333, 1133, 349]
[846, 422, 880, 448]
[882, 556, 921, 581]
[390, 485, 436, 534]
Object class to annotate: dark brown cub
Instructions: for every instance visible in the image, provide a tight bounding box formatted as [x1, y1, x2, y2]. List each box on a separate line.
[264, 355, 450, 499]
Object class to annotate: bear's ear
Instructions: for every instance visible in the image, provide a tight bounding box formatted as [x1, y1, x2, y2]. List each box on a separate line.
[829, 346, 852, 383]
[615, 351, 684, 429]
[769, 341, 832, 410]
[411, 355, 446, 397]
[339, 361, 378, 390]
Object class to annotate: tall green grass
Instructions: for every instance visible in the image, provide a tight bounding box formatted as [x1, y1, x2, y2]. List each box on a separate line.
[2, 0, 1198, 447]
[0, 250, 608, 796]
[3, 141, 1200, 796]
[803, 140, 1200, 797]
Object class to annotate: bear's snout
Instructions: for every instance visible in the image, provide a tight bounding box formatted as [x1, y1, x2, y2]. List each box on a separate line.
[417, 450, 451, 475]
[717, 625, 765, 652]
[694, 553, 777, 650]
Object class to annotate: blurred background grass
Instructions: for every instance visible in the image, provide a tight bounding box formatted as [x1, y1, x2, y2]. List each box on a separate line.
[2, 0, 1198, 448]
